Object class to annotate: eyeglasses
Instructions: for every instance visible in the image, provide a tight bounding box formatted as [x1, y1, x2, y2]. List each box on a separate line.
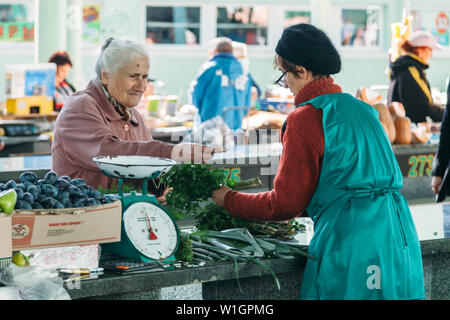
[274, 68, 290, 87]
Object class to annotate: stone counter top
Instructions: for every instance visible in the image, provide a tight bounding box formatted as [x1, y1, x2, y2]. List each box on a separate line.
[66, 257, 307, 300]
[64, 235, 449, 300]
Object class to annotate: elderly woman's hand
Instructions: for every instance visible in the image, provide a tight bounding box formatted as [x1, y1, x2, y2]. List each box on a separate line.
[171, 143, 222, 164]
[212, 185, 232, 208]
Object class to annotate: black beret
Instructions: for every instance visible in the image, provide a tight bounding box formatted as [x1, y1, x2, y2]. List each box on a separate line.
[275, 24, 341, 75]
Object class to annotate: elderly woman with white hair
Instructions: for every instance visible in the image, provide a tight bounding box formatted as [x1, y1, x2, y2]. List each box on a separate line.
[52, 38, 216, 197]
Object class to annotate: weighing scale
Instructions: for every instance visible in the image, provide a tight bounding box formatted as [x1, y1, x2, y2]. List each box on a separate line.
[93, 156, 179, 265]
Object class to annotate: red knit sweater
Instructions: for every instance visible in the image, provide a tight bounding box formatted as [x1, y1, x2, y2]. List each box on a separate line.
[224, 77, 342, 222]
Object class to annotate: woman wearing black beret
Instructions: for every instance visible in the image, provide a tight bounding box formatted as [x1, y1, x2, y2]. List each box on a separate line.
[213, 23, 425, 300]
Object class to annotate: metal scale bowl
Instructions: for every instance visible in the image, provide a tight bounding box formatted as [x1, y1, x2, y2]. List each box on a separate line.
[93, 156, 179, 264]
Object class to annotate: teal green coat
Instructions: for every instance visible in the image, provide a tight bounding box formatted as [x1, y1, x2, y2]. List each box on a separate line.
[299, 93, 425, 300]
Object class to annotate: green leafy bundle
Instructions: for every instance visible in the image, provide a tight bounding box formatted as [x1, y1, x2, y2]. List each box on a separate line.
[177, 228, 314, 293]
[162, 164, 301, 240]
[196, 202, 304, 241]
[161, 164, 227, 219]
[174, 232, 193, 264]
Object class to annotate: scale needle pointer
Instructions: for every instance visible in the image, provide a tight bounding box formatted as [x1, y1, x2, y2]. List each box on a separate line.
[146, 214, 158, 240]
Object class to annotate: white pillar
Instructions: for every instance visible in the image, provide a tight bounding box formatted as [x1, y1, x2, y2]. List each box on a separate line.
[66, 0, 83, 89]
[38, 0, 67, 63]
[311, 0, 331, 32]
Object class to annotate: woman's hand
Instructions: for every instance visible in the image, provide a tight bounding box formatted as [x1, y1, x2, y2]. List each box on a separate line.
[171, 143, 221, 164]
[212, 186, 232, 207]
[156, 186, 172, 206]
[431, 176, 443, 195]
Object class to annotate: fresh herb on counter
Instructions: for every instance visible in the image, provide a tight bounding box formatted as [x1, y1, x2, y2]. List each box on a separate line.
[174, 232, 194, 264]
[175, 228, 314, 293]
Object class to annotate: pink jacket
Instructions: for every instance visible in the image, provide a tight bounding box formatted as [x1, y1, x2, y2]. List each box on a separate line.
[51, 79, 175, 189]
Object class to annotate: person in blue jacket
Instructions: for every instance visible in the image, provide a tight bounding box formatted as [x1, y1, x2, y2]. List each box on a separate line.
[191, 37, 252, 130]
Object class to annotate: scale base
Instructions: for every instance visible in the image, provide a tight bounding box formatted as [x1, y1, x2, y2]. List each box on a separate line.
[101, 242, 177, 265]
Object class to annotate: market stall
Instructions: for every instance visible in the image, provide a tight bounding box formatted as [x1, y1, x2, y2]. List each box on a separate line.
[0, 149, 448, 300]
[0, 118, 53, 157]
[0, 63, 59, 157]
[0, 82, 447, 300]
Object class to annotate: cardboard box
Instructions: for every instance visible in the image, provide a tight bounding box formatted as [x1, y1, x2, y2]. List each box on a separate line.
[11, 200, 122, 251]
[0, 214, 12, 269]
[5, 63, 56, 99]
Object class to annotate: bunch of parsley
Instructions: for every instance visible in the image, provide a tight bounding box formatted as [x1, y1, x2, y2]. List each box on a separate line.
[161, 164, 228, 219]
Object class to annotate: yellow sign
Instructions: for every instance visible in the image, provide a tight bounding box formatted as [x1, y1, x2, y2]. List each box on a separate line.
[6, 96, 54, 115]
[407, 154, 434, 178]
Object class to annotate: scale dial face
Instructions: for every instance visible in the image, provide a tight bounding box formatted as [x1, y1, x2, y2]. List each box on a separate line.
[123, 202, 178, 260]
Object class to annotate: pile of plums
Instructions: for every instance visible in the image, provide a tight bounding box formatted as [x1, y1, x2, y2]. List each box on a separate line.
[0, 171, 117, 210]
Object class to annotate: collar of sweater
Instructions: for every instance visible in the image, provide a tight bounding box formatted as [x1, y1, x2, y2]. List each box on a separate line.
[294, 77, 343, 106]
[100, 83, 132, 121]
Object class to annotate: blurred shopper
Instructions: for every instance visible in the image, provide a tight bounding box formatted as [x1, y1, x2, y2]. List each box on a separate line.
[431, 79, 450, 199]
[232, 41, 261, 99]
[341, 18, 355, 45]
[190, 37, 252, 130]
[352, 28, 365, 46]
[48, 51, 76, 111]
[212, 24, 425, 300]
[387, 31, 444, 123]
[52, 38, 217, 194]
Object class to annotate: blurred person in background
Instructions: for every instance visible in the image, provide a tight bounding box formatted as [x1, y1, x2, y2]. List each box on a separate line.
[352, 28, 365, 46]
[387, 31, 444, 123]
[431, 79, 450, 198]
[232, 41, 261, 100]
[190, 37, 253, 130]
[341, 18, 355, 45]
[48, 51, 76, 111]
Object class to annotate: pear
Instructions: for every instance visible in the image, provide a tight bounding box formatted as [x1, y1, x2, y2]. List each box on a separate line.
[0, 189, 17, 214]
[12, 252, 30, 267]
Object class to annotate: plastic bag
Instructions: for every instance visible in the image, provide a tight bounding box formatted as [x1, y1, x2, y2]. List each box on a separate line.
[0, 286, 23, 300]
[0, 264, 71, 300]
[184, 115, 237, 147]
[22, 244, 99, 270]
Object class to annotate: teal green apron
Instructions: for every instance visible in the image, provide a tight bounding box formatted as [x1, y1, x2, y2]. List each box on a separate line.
[298, 93, 425, 300]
